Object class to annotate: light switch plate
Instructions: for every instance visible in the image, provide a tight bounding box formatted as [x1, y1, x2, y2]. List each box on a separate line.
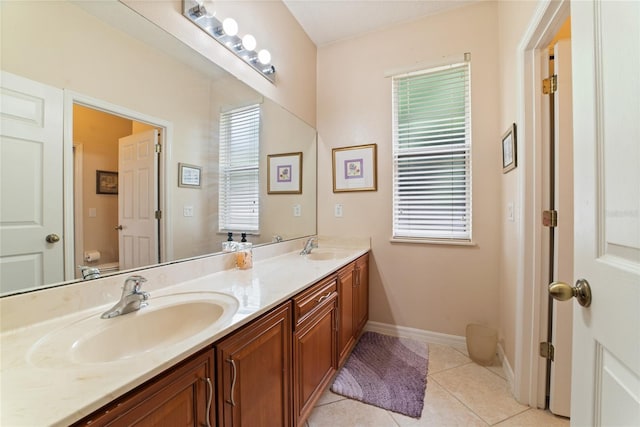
[507, 202, 514, 222]
[183, 206, 194, 217]
[334, 203, 343, 217]
[88, 208, 96, 218]
[293, 204, 301, 217]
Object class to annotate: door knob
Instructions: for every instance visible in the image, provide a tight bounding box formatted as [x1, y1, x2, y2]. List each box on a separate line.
[115, 225, 123, 230]
[45, 233, 60, 243]
[549, 279, 592, 307]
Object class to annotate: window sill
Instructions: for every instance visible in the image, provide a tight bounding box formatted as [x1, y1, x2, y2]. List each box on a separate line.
[389, 237, 477, 247]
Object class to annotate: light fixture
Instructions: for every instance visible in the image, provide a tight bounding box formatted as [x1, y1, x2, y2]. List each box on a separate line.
[257, 49, 271, 65]
[222, 18, 238, 37]
[242, 34, 257, 51]
[183, 0, 276, 83]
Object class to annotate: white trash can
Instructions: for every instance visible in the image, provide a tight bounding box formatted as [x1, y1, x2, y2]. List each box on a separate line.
[465, 323, 497, 366]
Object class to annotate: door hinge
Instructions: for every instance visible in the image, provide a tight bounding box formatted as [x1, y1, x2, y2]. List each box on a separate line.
[540, 342, 555, 361]
[155, 143, 161, 153]
[542, 75, 558, 94]
[155, 210, 162, 220]
[542, 210, 558, 227]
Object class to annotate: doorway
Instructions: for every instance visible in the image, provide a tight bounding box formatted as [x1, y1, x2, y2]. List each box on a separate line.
[512, 0, 573, 413]
[63, 93, 170, 281]
[540, 19, 573, 418]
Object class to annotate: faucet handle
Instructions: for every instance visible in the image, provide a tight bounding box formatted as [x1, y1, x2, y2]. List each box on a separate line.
[123, 275, 147, 293]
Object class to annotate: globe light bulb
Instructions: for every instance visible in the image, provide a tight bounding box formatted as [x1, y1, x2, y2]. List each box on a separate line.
[257, 49, 271, 65]
[242, 34, 257, 51]
[201, 0, 216, 18]
[222, 18, 238, 36]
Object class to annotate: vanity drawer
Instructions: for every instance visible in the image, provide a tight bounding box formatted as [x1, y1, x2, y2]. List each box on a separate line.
[293, 276, 337, 326]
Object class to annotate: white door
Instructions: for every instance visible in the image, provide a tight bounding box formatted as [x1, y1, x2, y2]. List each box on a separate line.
[118, 129, 158, 270]
[569, 1, 640, 425]
[0, 71, 64, 294]
[549, 39, 574, 418]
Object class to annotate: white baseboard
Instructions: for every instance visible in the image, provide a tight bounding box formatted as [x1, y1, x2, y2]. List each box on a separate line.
[364, 321, 467, 354]
[365, 321, 516, 395]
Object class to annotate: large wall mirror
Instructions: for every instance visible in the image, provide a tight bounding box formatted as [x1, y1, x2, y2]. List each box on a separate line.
[0, 1, 317, 296]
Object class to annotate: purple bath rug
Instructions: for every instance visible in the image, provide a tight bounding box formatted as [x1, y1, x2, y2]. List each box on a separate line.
[331, 331, 429, 418]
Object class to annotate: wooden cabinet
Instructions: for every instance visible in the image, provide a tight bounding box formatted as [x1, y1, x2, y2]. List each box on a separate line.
[71, 252, 369, 427]
[337, 261, 356, 367]
[73, 348, 215, 427]
[337, 253, 369, 367]
[292, 276, 338, 426]
[353, 253, 369, 338]
[216, 302, 292, 427]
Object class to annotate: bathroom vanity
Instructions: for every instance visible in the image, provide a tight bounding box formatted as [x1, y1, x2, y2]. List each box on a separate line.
[0, 238, 369, 427]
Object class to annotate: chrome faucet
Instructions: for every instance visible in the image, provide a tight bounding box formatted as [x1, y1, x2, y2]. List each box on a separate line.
[79, 265, 101, 280]
[300, 237, 318, 255]
[101, 275, 150, 319]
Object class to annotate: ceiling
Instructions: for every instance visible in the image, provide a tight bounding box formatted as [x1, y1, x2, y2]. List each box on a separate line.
[282, 0, 476, 47]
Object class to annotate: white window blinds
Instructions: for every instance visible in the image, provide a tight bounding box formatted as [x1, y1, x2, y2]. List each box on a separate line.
[219, 104, 260, 232]
[392, 62, 471, 241]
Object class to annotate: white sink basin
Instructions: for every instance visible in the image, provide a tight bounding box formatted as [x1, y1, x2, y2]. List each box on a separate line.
[304, 249, 351, 261]
[28, 291, 238, 367]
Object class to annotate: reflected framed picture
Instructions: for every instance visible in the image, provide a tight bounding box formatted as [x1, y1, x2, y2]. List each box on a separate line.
[96, 170, 118, 195]
[178, 163, 202, 188]
[502, 123, 517, 173]
[267, 152, 302, 194]
[332, 143, 377, 192]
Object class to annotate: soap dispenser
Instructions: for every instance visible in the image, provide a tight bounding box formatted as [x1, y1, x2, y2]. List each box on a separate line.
[222, 232, 237, 252]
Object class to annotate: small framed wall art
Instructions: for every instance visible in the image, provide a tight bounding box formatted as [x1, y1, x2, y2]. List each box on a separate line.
[502, 123, 517, 174]
[332, 143, 377, 192]
[96, 170, 118, 195]
[178, 163, 202, 188]
[267, 152, 302, 194]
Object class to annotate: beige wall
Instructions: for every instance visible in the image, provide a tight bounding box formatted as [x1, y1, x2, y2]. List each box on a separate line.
[317, 1, 502, 336]
[496, 0, 539, 369]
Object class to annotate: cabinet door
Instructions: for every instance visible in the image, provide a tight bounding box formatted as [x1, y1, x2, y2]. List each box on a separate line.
[353, 254, 369, 337]
[216, 302, 292, 427]
[73, 349, 215, 427]
[293, 296, 337, 425]
[337, 262, 356, 367]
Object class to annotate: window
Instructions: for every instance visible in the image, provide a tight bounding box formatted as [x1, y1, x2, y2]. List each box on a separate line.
[219, 104, 260, 233]
[392, 60, 471, 241]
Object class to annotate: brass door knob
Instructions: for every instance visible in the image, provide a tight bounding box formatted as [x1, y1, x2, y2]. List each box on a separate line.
[549, 279, 592, 307]
[45, 233, 60, 243]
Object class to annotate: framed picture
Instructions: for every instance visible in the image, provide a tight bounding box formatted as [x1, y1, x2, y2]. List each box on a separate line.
[332, 144, 377, 192]
[178, 163, 202, 188]
[96, 170, 118, 195]
[268, 152, 302, 194]
[502, 123, 517, 173]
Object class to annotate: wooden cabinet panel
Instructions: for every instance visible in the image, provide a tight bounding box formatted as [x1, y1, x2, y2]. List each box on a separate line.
[293, 292, 337, 426]
[337, 254, 369, 368]
[216, 302, 292, 427]
[354, 254, 369, 337]
[337, 261, 356, 367]
[73, 348, 214, 427]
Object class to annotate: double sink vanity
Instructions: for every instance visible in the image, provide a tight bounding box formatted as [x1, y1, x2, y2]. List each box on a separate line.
[0, 237, 370, 426]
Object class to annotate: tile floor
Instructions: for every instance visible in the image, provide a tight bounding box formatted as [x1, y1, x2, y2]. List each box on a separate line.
[306, 341, 570, 426]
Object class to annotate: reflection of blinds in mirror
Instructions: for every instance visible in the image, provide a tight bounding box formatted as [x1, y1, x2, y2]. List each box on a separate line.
[219, 104, 260, 232]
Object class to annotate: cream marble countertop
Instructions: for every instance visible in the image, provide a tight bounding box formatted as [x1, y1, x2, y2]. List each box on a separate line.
[0, 237, 369, 427]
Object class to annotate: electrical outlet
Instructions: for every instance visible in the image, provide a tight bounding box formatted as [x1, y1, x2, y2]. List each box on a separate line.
[183, 206, 194, 217]
[293, 204, 301, 217]
[334, 203, 343, 217]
